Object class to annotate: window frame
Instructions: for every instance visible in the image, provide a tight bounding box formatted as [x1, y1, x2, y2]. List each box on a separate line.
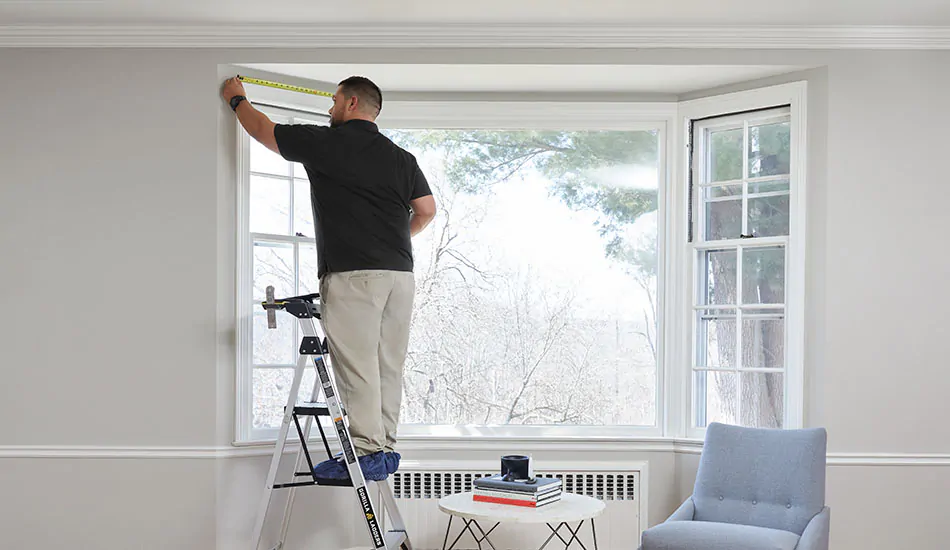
[234, 98, 677, 444]
[236, 103, 332, 443]
[675, 82, 808, 440]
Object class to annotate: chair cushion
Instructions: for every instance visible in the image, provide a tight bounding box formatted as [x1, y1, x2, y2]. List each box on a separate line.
[640, 520, 800, 550]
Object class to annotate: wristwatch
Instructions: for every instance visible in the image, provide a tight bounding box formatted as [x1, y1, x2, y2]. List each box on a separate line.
[229, 95, 247, 112]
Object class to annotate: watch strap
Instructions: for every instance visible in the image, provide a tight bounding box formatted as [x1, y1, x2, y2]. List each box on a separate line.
[229, 95, 247, 112]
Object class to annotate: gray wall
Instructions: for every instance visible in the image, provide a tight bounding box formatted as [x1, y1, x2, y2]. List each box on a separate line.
[1, 47, 948, 550]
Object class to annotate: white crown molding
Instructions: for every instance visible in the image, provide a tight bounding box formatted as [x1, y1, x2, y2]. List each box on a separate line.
[3, 443, 950, 466]
[1, 24, 950, 49]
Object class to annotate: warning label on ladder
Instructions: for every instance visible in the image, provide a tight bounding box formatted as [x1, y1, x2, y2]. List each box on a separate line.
[336, 419, 357, 463]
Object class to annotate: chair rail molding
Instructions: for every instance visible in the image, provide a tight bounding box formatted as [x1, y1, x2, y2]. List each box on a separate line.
[2, 444, 949, 465]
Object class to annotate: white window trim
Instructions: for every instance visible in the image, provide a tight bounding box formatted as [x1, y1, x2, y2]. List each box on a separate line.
[234, 96, 678, 444]
[674, 81, 807, 440]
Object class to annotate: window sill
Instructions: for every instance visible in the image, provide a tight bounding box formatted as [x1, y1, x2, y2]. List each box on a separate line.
[229, 433, 705, 456]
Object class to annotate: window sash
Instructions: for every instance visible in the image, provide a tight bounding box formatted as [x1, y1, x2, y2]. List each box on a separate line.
[684, 95, 802, 437]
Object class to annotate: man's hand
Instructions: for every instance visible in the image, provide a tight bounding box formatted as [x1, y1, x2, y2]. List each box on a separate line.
[222, 76, 246, 103]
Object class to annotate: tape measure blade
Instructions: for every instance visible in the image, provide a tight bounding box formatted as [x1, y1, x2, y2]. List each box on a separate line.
[238, 75, 333, 98]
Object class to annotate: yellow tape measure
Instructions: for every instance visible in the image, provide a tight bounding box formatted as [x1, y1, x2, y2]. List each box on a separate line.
[237, 75, 334, 98]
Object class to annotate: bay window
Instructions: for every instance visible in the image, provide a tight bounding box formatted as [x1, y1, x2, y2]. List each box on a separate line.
[233, 81, 806, 444]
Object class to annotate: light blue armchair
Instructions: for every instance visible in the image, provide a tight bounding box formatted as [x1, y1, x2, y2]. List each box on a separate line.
[640, 422, 830, 550]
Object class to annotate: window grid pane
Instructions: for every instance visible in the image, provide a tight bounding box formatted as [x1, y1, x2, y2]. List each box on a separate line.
[252, 240, 294, 301]
[249, 174, 292, 236]
[700, 115, 791, 242]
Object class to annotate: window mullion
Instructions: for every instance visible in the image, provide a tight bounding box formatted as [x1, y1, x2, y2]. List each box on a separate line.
[288, 161, 296, 236]
[741, 120, 749, 238]
[735, 245, 744, 425]
[293, 241, 301, 364]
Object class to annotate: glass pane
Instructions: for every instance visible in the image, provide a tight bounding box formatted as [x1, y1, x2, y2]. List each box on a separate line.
[253, 241, 295, 301]
[696, 371, 737, 426]
[698, 310, 736, 368]
[704, 184, 741, 200]
[748, 121, 790, 178]
[742, 315, 784, 368]
[740, 372, 784, 428]
[748, 194, 789, 237]
[252, 368, 317, 430]
[742, 246, 785, 305]
[391, 128, 659, 426]
[250, 175, 291, 236]
[709, 128, 742, 182]
[749, 178, 789, 194]
[704, 198, 742, 240]
[299, 244, 319, 295]
[250, 138, 290, 177]
[294, 179, 315, 238]
[702, 249, 737, 305]
[253, 310, 295, 365]
[292, 163, 307, 179]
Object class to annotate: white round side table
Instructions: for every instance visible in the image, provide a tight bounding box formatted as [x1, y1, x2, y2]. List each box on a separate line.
[438, 491, 605, 550]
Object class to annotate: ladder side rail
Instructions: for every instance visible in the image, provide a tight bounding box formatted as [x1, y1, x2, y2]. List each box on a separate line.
[277, 351, 328, 547]
[300, 316, 388, 550]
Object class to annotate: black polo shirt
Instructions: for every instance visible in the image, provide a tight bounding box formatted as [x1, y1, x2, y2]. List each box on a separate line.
[273, 119, 432, 278]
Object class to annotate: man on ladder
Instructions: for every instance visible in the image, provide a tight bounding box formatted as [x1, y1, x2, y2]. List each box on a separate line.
[222, 75, 437, 480]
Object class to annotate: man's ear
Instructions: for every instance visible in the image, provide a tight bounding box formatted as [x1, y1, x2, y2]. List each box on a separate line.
[347, 95, 360, 112]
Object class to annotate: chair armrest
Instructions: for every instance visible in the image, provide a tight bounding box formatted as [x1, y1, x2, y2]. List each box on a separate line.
[666, 497, 695, 522]
[638, 498, 695, 550]
[796, 506, 831, 550]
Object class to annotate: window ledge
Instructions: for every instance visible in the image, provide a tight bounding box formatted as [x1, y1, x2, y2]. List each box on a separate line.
[229, 434, 706, 456]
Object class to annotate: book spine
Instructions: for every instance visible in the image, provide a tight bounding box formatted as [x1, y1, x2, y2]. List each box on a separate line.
[473, 480, 563, 494]
[472, 495, 550, 508]
[473, 488, 560, 501]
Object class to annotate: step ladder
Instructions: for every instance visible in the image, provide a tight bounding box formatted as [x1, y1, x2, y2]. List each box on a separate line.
[252, 286, 412, 550]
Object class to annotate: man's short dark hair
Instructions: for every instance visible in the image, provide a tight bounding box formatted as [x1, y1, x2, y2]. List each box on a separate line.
[338, 76, 382, 116]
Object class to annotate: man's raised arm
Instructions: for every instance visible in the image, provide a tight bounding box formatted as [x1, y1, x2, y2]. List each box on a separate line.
[221, 76, 278, 154]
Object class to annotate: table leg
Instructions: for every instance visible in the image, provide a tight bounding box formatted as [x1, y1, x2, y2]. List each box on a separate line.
[539, 520, 592, 550]
[441, 516, 500, 550]
[441, 515, 453, 550]
[470, 520, 500, 550]
[591, 518, 598, 550]
[560, 521, 588, 550]
[539, 522, 570, 550]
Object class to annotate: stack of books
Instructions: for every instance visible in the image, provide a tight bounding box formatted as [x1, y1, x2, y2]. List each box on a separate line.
[472, 474, 562, 508]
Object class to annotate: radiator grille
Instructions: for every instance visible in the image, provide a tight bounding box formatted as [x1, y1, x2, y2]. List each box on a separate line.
[392, 471, 637, 501]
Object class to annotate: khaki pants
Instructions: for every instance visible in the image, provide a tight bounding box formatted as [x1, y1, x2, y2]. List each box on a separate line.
[319, 270, 415, 456]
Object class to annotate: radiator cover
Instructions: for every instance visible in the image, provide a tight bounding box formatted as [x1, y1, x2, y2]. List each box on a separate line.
[387, 465, 647, 550]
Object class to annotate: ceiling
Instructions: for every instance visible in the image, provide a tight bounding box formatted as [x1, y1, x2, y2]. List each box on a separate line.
[3, 0, 950, 26]
[236, 63, 808, 95]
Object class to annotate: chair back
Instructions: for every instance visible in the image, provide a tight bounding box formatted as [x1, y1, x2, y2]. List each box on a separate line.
[692, 422, 827, 535]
